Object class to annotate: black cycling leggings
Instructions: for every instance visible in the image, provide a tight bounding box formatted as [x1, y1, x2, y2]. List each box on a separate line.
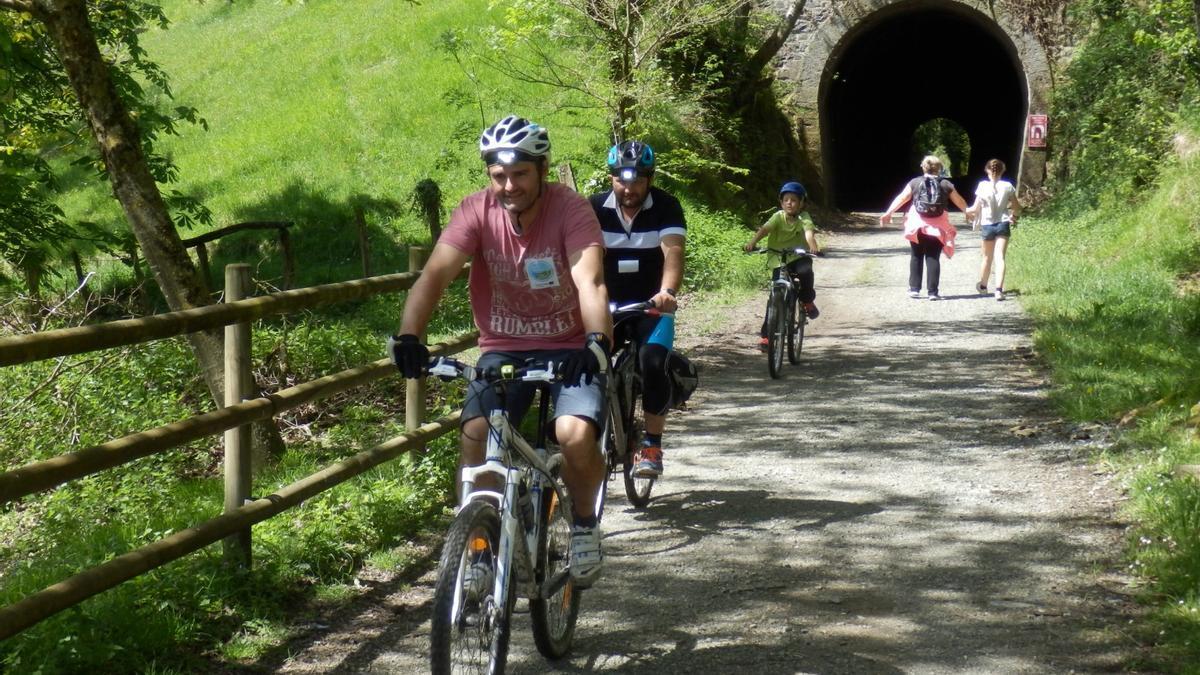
[909, 231, 944, 294]
[615, 314, 672, 417]
[759, 257, 815, 336]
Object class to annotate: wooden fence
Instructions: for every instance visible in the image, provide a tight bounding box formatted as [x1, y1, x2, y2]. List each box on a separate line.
[0, 250, 475, 640]
[181, 221, 295, 292]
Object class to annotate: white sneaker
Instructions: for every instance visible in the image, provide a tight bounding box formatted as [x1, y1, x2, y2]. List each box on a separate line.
[928, 293, 941, 301]
[907, 289, 920, 299]
[995, 288, 1005, 301]
[569, 524, 603, 589]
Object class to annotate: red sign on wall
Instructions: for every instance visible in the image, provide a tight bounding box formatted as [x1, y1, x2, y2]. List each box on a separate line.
[1028, 114, 1048, 148]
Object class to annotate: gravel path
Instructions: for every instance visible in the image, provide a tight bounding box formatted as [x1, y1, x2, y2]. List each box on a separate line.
[273, 216, 1139, 674]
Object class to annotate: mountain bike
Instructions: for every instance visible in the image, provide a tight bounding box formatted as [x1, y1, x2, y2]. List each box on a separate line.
[426, 357, 580, 674]
[751, 247, 814, 379]
[596, 301, 658, 512]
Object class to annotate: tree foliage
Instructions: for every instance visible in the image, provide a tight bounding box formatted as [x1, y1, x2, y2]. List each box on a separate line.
[1048, 0, 1200, 209]
[477, 0, 749, 141]
[0, 1, 209, 279]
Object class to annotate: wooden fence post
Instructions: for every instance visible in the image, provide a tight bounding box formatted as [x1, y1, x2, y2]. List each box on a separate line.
[406, 247, 429, 444]
[223, 264, 253, 567]
[278, 227, 295, 290]
[70, 251, 89, 297]
[194, 243, 213, 294]
[557, 162, 578, 193]
[355, 207, 372, 278]
[22, 257, 42, 327]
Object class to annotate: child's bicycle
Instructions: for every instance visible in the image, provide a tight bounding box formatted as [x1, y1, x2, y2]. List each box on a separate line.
[595, 301, 660, 512]
[750, 247, 815, 379]
[424, 357, 581, 674]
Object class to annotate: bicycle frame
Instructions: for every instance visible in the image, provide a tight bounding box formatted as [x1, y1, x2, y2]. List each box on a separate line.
[596, 302, 661, 511]
[436, 362, 575, 622]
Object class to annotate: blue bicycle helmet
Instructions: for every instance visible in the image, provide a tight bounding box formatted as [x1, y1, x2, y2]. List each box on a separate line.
[607, 140, 656, 181]
[779, 181, 807, 199]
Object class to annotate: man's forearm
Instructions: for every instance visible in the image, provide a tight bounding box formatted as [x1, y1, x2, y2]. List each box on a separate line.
[661, 241, 684, 292]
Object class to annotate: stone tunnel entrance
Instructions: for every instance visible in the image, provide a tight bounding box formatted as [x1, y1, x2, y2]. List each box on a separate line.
[792, 0, 1044, 210]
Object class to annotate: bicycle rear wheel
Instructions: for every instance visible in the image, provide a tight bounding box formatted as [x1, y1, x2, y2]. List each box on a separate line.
[787, 291, 804, 364]
[621, 376, 654, 507]
[766, 287, 786, 379]
[530, 487, 580, 658]
[430, 500, 513, 675]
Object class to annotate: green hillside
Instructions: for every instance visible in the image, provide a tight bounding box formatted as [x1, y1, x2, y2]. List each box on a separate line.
[59, 0, 614, 285]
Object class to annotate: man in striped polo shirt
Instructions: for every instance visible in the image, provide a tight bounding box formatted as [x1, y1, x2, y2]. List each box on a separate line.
[589, 140, 685, 478]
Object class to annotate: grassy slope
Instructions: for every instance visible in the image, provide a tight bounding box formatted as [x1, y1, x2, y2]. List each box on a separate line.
[60, 0, 612, 286]
[1010, 117, 1200, 672]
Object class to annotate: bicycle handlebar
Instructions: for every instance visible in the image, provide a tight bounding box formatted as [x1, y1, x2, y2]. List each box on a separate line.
[747, 246, 814, 258]
[610, 300, 661, 316]
[426, 357, 560, 384]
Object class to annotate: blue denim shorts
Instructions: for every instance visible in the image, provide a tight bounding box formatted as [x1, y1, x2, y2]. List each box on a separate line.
[461, 350, 606, 428]
[981, 222, 1012, 241]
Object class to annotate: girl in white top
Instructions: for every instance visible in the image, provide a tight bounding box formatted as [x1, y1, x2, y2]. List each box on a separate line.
[966, 159, 1021, 301]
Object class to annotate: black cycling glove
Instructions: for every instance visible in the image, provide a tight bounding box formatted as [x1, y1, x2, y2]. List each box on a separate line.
[560, 332, 611, 386]
[387, 334, 429, 379]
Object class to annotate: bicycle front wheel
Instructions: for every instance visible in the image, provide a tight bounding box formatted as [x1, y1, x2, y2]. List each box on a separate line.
[787, 291, 804, 364]
[430, 500, 513, 675]
[595, 404, 620, 521]
[530, 487, 580, 658]
[766, 287, 786, 379]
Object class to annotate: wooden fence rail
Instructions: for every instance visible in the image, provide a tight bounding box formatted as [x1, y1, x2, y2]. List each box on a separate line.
[0, 252, 476, 640]
[182, 221, 295, 292]
[0, 333, 478, 505]
[0, 266, 467, 368]
[0, 413, 462, 640]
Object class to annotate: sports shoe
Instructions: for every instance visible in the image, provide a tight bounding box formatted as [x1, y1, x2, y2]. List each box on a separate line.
[928, 293, 941, 301]
[976, 282, 988, 294]
[569, 524, 603, 588]
[634, 444, 663, 477]
[995, 288, 1005, 301]
[802, 302, 820, 319]
[908, 289, 920, 299]
[758, 336, 768, 351]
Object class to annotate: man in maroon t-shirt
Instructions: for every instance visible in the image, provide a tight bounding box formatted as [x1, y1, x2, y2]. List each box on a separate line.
[389, 116, 612, 588]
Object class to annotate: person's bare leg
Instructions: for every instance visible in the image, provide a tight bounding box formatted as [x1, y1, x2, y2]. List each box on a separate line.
[978, 238, 995, 288]
[645, 412, 665, 437]
[556, 415, 604, 519]
[994, 236, 1009, 289]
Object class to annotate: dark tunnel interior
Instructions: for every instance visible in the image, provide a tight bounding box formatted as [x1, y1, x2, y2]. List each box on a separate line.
[822, 4, 1027, 210]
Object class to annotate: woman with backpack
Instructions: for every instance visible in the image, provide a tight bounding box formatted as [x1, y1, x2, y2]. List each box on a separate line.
[879, 155, 971, 301]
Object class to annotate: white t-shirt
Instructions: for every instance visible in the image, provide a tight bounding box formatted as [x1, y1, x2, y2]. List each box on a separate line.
[974, 179, 1017, 224]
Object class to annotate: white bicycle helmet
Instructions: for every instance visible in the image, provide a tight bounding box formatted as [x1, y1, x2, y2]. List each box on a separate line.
[479, 115, 551, 165]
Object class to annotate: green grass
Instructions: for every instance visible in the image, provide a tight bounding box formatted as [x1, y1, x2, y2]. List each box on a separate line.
[56, 0, 611, 290]
[1010, 113, 1200, 672]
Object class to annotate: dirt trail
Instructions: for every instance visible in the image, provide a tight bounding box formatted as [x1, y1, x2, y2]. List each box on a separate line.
[272, 216, 1138, 674]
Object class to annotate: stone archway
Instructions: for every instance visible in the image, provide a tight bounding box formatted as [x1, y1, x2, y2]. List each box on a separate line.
[782, 0, 1052, 208]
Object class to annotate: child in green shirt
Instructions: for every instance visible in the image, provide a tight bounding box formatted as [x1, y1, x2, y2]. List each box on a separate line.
[743, 181, 820, 349]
